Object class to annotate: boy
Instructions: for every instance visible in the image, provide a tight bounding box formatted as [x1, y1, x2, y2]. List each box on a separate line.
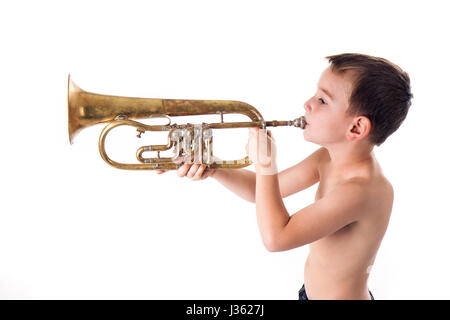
[157, 53, 413, 300]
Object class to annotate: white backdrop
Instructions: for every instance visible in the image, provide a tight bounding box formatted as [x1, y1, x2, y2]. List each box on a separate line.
[1, 0, 449, 299]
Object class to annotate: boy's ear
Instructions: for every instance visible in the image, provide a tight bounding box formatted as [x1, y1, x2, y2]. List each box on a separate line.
[346, 116, 371, 141]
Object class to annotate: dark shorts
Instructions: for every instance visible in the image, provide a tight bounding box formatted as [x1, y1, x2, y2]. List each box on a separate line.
[298, 284, 374, 300]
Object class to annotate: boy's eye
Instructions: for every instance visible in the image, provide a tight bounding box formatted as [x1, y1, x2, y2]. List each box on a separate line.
[318, 97, 327, 104]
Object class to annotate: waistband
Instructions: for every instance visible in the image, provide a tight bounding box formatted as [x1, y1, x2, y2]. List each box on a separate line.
[298, 284, 374, 300]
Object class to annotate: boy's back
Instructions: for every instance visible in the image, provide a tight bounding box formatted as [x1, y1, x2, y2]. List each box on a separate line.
[297, 147, 393, 299]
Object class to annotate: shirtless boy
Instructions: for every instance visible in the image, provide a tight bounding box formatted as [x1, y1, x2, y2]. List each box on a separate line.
[157, 53, 413, 300]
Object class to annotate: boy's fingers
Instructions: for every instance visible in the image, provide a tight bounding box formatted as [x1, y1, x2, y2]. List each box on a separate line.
[155, 164, 214, 179]
[187, 164, 201, 178]
[177, 164, 190, 177]
[193, 164, 207, 180]
[203, 168, 215, 179]
[175, 163, 214, 180]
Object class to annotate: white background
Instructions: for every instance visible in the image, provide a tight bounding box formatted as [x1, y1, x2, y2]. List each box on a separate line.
[0, 0, 449, 299]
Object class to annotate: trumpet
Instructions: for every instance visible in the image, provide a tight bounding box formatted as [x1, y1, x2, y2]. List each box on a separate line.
[68, 75, 306, 170]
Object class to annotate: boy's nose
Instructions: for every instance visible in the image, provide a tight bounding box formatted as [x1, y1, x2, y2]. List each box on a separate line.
[304, 101, 312, 113]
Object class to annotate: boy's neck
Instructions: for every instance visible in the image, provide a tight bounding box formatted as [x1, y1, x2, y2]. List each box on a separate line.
[324, 141, 375, 173]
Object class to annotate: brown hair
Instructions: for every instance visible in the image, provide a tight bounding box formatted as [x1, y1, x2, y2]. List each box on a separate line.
[326, 53, 413, 146]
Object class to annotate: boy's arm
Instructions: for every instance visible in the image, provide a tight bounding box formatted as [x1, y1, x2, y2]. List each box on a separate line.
[256, 176, 370, 252]
[212, 168, 256, 203]
[171, 142, 322, 206]
[278, 147, 324, 198]
[213, 146, 325, 203]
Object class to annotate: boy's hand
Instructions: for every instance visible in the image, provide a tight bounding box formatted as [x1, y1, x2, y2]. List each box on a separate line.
[246, 128, 278, 175]
[177, 163, 216, 180]
[155, 164, 216, 181]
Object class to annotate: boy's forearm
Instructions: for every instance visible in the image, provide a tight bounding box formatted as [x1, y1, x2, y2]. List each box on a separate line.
[255, 173, 290, 251]
[212, 168, 256, 203]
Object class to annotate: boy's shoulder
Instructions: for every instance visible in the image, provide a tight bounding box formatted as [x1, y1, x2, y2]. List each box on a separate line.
[306, 146, 329, 175]
[315, 146, 329, 161]
[316, 147, 393, 209]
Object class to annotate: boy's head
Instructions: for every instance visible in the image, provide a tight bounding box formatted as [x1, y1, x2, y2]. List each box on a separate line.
[303, 53, 412, 147]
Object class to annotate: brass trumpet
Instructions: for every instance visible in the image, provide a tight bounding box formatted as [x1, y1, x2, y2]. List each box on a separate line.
[67, 75, 306, 170]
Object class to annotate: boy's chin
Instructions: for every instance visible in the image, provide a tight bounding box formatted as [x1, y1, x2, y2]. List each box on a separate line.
[303, 131, 315, 143]
[303, 132, 327, 147]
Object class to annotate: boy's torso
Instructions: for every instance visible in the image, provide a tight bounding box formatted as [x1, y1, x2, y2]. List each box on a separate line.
[304, 151, 393, 300]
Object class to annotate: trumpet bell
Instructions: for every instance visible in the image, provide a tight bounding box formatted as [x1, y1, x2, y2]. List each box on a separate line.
[68, 74, 83, 144]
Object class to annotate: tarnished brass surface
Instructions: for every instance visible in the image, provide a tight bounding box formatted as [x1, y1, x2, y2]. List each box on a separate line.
[68, 75, 306, 170]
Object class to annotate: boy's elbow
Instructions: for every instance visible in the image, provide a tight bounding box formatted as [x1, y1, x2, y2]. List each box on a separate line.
[263, 235, 307, 252]
[246, 197, 255, 204]
[265, 244, 280, 252]
[263, 236, 282, 252]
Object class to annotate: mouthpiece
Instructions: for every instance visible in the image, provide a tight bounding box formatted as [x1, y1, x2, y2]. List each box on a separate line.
[291, 116, 307, 129]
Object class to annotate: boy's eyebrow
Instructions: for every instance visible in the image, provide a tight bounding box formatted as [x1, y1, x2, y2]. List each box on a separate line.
[318, 87, 334, 101]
